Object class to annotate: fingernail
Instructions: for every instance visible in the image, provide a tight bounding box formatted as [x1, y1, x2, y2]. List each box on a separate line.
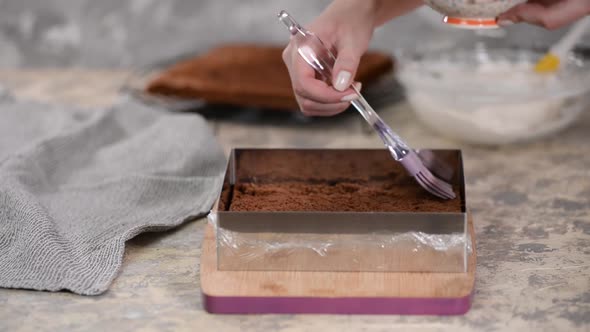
[341, 93, 359, 102]
[334, 71, 352, 91]
[497, 19, 514, 27]
[353, 82, 362, 91]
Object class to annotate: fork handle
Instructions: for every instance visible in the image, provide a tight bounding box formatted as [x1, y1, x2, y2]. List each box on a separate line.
[350, 86, 410, 160]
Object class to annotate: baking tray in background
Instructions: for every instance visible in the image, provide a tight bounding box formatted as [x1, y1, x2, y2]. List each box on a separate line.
[120, 50, 405, 117]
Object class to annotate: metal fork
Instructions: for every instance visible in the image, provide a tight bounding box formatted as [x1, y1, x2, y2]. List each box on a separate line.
[278, 10, 455, 200]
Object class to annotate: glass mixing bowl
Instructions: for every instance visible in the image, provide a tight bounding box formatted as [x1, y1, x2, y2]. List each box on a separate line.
[424, 0, 526, 28]
[396, 44, 590, 145]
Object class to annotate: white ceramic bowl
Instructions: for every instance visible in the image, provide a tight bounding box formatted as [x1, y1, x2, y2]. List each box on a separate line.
[424, 0, 526, 28]
[397, 44, 590, 145]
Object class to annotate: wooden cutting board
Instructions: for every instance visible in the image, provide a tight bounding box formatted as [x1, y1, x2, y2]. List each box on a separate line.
[200, 215, 476, 315]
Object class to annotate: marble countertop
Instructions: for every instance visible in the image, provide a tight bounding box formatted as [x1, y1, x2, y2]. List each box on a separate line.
[0, 69, 588, 332]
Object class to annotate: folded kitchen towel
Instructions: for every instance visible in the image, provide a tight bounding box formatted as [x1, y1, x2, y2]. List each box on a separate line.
[0, 93, 226, 295]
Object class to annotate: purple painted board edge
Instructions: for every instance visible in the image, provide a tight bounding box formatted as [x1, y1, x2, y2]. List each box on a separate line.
[202, 291, 474, 315]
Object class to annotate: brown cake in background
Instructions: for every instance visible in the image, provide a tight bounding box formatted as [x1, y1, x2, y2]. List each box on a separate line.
[222, 150, 462, 213]
[146, 44, 394, 110]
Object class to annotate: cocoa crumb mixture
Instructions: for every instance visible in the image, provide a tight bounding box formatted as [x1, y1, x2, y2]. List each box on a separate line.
[224, 150, 462, 213]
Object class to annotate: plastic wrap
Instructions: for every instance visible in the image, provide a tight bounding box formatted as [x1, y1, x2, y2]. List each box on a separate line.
[212, 213, 470, 273]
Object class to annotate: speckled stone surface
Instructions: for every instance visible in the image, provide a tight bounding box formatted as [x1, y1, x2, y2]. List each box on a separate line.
[0, 70, 588, 331]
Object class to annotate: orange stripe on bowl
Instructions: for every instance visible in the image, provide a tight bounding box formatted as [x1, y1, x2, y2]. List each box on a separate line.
[444, 17, 498, 27]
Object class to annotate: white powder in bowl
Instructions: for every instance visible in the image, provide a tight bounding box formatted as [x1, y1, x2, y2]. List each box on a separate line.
[401, 60, 588, 145]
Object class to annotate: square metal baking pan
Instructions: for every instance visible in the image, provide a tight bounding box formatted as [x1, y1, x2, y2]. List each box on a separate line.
[210, 148, 467, 273]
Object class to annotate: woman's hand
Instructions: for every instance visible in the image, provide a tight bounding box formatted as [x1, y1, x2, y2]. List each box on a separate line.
[498, 0, 590, 29]
[282, 0, 377, 116]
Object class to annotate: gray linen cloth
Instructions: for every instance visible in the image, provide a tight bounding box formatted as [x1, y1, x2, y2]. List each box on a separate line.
[0, 92, 226, 295]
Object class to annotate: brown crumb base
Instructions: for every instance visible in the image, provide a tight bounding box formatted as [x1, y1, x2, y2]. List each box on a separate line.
[229, 181, 461, 213]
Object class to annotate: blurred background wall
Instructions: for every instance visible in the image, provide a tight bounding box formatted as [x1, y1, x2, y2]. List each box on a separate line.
[0, 0, 587, 68]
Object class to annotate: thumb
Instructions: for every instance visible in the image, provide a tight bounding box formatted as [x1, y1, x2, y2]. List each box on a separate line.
[332, 46, 362, 92]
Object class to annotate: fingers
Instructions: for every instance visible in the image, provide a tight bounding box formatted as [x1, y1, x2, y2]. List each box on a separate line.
[296, 97, 352, 117]
[498, 0, 590, 30]
[283, 42, 362, 116]
[295, 81, 362, 117]
[291, 56, 357, 103]
[332, 45, 363, 91]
